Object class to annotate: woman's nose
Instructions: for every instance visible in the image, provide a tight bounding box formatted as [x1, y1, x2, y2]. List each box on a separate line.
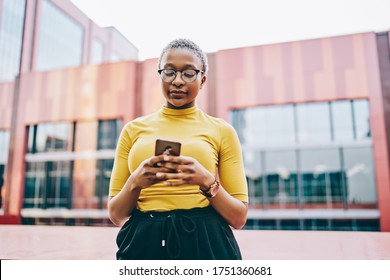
[172, 71, 185, 85]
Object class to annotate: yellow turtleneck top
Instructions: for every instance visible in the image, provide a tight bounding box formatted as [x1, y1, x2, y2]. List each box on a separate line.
[109, 106, 248, 211]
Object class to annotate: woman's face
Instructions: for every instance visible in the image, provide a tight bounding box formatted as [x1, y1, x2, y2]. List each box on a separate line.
[159, 48, 206, 109]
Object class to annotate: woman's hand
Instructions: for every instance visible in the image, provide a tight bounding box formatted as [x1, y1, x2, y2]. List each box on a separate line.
[108, 154, 179, 226]
[155, 155, 215, 190]
[129, 154, 179, 190]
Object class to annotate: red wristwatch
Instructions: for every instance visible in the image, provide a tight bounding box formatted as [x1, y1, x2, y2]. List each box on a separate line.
[200, 179, 220, 198]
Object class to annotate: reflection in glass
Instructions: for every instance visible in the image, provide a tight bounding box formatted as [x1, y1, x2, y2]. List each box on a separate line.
[35, 122, 72, 152]
[98, 120, 122, 150]
[0, 0, 26, 82]
[296, 102, 331, 143]
[243, 107, 266, 147]
[90, 38, 104, 64]
[0, 130, 10, 209]
[36, 0, 83, 71]
[331, 101, 354, 142]
[23, 162, 45, 208]
[243, 105, 295, 147]
[230, 109, 246, 143]
[95, 159, 114, 209]
[0, 164, 4, 209]
[46, 161, 70, 208]
[353, 100, 371, 139]
[344, 147, 376, 206]
[0, 130, 10, 163]
[263, 105, 295, 146]
[243, 150, 263, 204]
[264, 150, 298, 207]
[303, 219, 329, 231]
[27, 126, 36, 153]
[300, 149, 343, 207]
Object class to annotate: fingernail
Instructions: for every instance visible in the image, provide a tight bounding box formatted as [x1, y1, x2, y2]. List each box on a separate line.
[163, 155, 169, 161]
[156, 172, 162, 177]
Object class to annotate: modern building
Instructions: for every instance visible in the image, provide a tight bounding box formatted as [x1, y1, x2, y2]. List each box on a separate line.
[1, 1, 389, 231]
[0, 0, 138, 84]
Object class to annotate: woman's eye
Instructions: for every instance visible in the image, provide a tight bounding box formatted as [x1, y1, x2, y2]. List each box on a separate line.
[164, 70, 175, 77]
[183, 71, 196, 78]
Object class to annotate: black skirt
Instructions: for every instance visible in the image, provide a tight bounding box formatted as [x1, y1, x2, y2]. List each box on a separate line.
[116, 206, 242, 260]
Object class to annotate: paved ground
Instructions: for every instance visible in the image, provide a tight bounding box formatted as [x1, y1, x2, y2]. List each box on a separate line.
[0, 225, 390, 259]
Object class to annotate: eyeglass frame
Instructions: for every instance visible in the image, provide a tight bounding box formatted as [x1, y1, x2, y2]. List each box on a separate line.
[157, 68, 204, 83]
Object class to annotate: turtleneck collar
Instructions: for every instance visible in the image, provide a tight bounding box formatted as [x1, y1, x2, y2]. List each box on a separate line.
[160, 105, 198, 116]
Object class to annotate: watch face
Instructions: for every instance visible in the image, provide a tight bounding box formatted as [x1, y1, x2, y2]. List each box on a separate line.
[209, 181, 220, 197]
[200, 180, 220, 198]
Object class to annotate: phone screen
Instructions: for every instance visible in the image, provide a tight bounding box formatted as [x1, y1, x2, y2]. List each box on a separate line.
[155, 139, 181, 156]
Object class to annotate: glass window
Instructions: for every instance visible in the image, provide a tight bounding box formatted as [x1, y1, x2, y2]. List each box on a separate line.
[230, 109, 246, 144]
[244, 219, 276, 230]
[243, 107, 267, 147]
[264, 150, 298, 206]
[98, 119, 122, 150]
[46, 161, 71, 208]
[332, 219, 353, 231]
[344, 146, 376, 205]
[27, 126, 35, 153]
[331, 100, 354, 142]
[0, 130, 10, 164]
[243, 150, 263, 204]
[242, 105, 295, 147]
[0, 163, 4, 209]
[300, 149, 343, 207]
[353, 100, 371, 140]
[36, 0, 84, 71]
[355, 219, 379, 231]
[90, 39, 104, 64]
[0, 0, 26, 82]
[23, 162, 45, 208]
[303, 219, 330, 231]
[35, 122, 72, 152]
[74, 121, 98, 151]
[0, 130, 10, 208]
[296, 102, 331, 143]
[280, 219, 300, 230]
[95, 159, 114, 209]
[263, 105, 295, 146]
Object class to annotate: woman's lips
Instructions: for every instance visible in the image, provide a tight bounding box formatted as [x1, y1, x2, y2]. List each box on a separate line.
[169, 91, 186, 98]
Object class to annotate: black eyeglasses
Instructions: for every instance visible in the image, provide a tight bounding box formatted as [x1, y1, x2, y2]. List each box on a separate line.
[157, 69, 204, 83]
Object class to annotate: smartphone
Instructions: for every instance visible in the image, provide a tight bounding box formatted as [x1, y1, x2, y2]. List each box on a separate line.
[155, 139, 181, 156]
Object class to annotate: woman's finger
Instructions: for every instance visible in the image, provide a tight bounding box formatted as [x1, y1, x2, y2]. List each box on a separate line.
[163, 179, 186, 186]
[156, 172, 186, 180]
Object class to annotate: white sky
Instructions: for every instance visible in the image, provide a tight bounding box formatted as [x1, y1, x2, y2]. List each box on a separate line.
[70, 0, 390, 61]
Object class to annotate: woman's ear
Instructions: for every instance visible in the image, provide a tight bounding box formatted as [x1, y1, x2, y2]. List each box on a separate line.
[200, 76, 206, 89]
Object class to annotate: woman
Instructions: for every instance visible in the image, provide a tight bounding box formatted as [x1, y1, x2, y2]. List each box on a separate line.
[108, 38, 248, 260]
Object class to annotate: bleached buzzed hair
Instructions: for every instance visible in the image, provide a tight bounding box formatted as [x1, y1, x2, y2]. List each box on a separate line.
[158, 38, 208, 73]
